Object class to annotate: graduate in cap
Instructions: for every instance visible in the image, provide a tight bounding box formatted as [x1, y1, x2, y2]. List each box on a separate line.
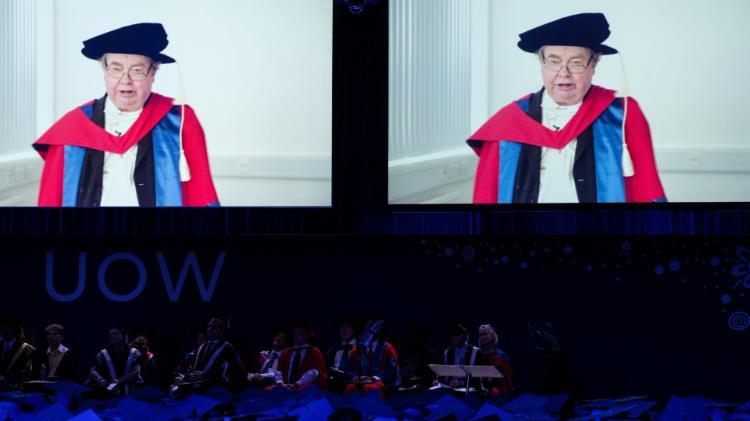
[33, 23, 219, 207]
[468, 13, 665, 204]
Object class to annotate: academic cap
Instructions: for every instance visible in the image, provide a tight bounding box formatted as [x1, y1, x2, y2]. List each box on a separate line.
[517, 13, 618, 55]
[81, 23, 176, 63]
[449, 323, 469, 337]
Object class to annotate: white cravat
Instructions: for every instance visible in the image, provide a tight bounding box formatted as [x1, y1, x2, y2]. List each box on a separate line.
[538, 91, 582, 203]
[100, 97, 141, 206]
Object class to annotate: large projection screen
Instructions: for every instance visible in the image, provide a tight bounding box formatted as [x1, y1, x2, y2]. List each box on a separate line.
[388, 0, 750, 204]
[0, 0, 332, 206]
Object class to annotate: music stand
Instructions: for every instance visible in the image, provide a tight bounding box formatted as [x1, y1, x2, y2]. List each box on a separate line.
[429, 364, 502, 397]
[428, 364, 466, 379]
[464, 365, 503, 379]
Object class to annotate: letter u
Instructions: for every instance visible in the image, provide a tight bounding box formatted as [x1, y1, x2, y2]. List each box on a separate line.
[45, 252, 86, 302]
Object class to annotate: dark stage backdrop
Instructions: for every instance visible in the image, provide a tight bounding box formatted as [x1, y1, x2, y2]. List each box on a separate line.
[3, 235, 748, 401]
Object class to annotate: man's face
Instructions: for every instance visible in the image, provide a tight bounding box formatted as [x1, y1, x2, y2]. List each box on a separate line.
[47, 330, 63, 347]
[109, 329, 124, 347]
[339, 324, 355, 341]
[292, 328, 309, 346]
[103, 53, 155, 112]
[206, 320, 224, 340]
[451, 334, 466, 348]
[272, 332, 287, 350]
[541, 45, 596, 106]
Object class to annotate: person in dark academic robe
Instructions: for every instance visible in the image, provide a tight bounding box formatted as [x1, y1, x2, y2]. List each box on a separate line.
[174, 327, 207, 381]
[88, 328, 143, 396]
[433, 323, 482, 390]
[325, 317, 358, 393]
[0, 318, 36, 390]
[344, 320, 399, 399]
[32, 22, 218, 207]
[130, 335, 159, 387]
[468, 13, 665, 204]
[171, 318, 244, 396]
[33, 323, 77, 382]
[273, 322, 328, 391]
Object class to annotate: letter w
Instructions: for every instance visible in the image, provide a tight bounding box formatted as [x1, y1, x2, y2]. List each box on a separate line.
[157, 252, 226, 302]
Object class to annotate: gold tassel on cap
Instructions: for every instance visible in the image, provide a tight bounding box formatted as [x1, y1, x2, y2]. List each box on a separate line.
[173, 61, 191, 182]
[616, 52, 635, 177]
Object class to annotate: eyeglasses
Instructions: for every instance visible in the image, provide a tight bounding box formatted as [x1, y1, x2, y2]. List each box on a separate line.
[105, 64, 153, 81]
[542, 56, 593, 74]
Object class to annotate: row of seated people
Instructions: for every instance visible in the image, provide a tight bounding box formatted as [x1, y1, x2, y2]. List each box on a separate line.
[0, 317, 513, 400]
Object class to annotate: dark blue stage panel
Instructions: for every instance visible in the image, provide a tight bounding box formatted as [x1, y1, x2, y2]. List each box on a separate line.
[2, 235, 748, 405]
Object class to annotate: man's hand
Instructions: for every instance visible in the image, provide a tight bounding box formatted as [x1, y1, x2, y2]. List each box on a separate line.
[188, 371, 205, 382]
[284, 383, 300, 392]
[449, 379, 462, 388]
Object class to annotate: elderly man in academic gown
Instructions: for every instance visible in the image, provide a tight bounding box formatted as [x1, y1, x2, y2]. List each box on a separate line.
[33, 22, 219, 207]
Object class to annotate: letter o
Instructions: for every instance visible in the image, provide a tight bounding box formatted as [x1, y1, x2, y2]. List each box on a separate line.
[98, 253, 147, 302]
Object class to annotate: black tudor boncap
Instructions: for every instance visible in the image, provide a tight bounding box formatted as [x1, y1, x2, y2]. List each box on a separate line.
[517, 13, 618, 55]
[81, 22, 176, 63]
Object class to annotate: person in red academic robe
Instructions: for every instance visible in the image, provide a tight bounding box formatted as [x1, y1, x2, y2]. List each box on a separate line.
[274, 323, 327, 391]
[344, 320, 399, 399]
[477, 324, 514, 398]
[468, 13, 665, 204]
[32, 22, 218, 207]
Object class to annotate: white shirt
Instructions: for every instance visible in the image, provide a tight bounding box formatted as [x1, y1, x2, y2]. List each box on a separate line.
[46, 344, 69, 378]
[100, 97, 141, 206]
[538, 91, 582, 203]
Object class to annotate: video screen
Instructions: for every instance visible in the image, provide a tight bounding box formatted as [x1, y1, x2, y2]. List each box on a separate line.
[0, 0, 332, 207]
[388, 0, 750, 204]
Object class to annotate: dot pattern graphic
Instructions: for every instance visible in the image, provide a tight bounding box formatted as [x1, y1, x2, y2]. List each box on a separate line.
[418, 239, 749, 332]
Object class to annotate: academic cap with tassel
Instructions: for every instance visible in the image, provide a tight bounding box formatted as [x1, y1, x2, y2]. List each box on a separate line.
[81, 22, 191, 181]
[518, 13, 635, 177]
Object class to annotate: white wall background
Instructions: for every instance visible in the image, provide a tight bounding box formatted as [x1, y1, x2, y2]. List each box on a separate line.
[1, 0, 332, 206]
[389, 0, 750, 204]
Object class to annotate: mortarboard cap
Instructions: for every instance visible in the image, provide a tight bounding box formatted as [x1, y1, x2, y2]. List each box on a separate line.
[449, 323, 469, 337]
